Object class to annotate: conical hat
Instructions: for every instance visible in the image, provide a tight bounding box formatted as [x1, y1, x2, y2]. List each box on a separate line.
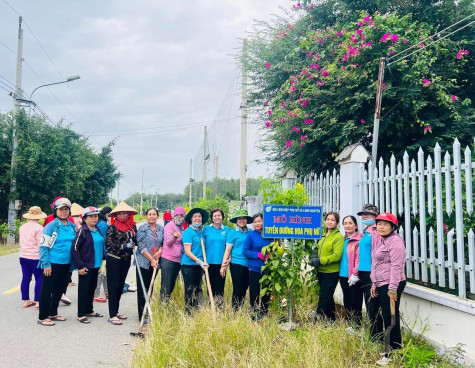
[110, 201, 138, 215]
[70, 203, 84, 217]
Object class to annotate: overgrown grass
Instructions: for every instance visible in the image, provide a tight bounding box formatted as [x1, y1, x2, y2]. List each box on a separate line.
[132, 278, 461, 367]
[0, 243, 19, 256]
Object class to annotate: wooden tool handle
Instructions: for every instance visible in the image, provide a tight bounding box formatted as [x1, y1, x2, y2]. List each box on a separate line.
[200, 237, 216, 314]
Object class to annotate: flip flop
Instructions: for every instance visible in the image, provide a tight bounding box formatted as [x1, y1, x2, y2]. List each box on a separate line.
[49, 315, 66, 321]
[37, 319, 55, 326]
[77, 317, 91, 324]
[23, 301, 36, 308]
[108, 318, 123, 325]
[86, 312, 103, 318]
[116, 313, 127, 320]
[93, 297, 107, 303]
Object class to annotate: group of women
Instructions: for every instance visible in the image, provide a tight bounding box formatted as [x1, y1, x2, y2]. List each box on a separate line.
[310, 204, 406, 360]
[20, 197, 406, 359]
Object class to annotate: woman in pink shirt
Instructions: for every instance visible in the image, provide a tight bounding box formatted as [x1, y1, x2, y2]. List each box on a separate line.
[370, 212, 406, 361]
[19, 206, 47, 309]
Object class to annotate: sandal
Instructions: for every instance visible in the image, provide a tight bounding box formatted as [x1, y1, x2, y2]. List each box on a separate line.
[23, 301, 36, 308]
[77, 317, 91, 324]
[49, 315, 66, 321]
[86, 312, 103, 318]
[116, 313, 127, 320]
[108, 318, 123, 325]
[37, 319, 55, 326]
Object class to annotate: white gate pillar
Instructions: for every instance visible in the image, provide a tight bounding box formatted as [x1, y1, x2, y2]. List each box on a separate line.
[335, 144, 369, 230]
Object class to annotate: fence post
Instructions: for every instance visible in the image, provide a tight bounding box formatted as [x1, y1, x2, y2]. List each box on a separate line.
[335, 144, 370, 231]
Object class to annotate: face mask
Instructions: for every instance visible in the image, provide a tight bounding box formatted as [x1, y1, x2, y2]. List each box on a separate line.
[107, 217, 111, 225]
[362, 218, 375, 226]
[174, 216, 184, 226]
[191, 222, 202, 229]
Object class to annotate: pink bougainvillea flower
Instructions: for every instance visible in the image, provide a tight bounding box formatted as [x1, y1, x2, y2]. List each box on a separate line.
[363, 16, 371, 22]
[382, 84, 387, 89]
[304, 119, 314, 124]
[309, 64, 320, 69]
[456, 49, 470, 59]
[424, 125, 432, 131]
[358, 21, 363, 26]
[391, 34, 398, 42]
[419, 43, 424, 48]
[267, 110, 273, 116]
[380, 33, 390, 42]
[265, 121, 273, 128]
[356, 29, 363, 35]
[451, 95, 457, 102]
[305, 113, 310, 117]
[280, 101, 286, 107]
[286, 140, 293, 148]
[361, 119, 365, 124]
[265, 101, 269, 106]
[321, 70, 329, 77]
[265, 62, 271, 68]
[300, 135, 307, 141]
[302, 98, 309, 108]
[300, 143, 305, 147]
[291, 126, 301, 133]
[423, 79, 433, 87]
[281, 118, 286, 123]
[402, 39, 408, 43]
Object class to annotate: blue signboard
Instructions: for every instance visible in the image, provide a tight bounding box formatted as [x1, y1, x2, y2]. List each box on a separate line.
[262, 204, 323, 240]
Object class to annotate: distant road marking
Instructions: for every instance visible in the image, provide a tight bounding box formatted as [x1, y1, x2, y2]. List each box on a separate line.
[2, 285, 20, 294]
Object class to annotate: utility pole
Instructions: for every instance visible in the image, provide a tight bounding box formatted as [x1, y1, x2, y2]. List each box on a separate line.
[189, 158, 193, 207]
[213, 155, 218, 198]
[7, 17, 24, 245]
[155, 188, 158, 208]
[116, 173, 120, 205]
[239, 38, 248, 201]
[140, 168, 144, 216]
[371, 57, 386, 164]
[203, 126, 208, 199]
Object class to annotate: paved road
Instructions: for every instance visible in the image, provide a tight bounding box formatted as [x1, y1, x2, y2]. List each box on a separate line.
[0, 252, 143, 368]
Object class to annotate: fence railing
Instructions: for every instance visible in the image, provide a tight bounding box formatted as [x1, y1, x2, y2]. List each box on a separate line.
[300, 138, 474, 299]
[360, 139, 474, 299]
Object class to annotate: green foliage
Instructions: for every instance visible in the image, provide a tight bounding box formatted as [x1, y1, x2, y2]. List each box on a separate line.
[246, 1, 474, 176]
[192, 196, 233, 227]
[184, 177, 263, 202]
[260, 178, 308, 206]
[0, 110, 119, 220]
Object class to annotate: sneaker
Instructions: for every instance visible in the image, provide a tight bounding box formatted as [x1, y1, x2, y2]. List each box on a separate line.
[122, 283, 129, 293]
[128, 282, 137, 292]
[376, 356, 391, 366]
[60, 294, 71, 305]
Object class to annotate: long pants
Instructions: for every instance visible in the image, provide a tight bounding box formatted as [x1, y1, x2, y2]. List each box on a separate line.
[61, 271, 73, 295]
[19, 257, 43, 301]
[249, 270, 270, 317]
[316, 271, 339, 321]
[339, 276, 363, 326]
[159, 257, 181, 302]
[208, 264, 225, 305]
[371, 281, 406, 350]
[181, 265, 203, 314]
[78, 268, 99, 317]
[94, 272, 108, 297]
[136, 266, 155, 321]
[230, 263, 249, 311]
[359, 271, 375, 319]
[106, 256, 130, 318]
[38, 263, 70, 320]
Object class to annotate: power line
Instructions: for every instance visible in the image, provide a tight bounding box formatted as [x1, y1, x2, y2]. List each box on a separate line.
[0, 39, 15, 54]
[388, 12, 475, 61]
[387, 18, 475, 66]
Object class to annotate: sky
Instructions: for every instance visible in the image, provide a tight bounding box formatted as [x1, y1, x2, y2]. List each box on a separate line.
[0, 0, 293, 199]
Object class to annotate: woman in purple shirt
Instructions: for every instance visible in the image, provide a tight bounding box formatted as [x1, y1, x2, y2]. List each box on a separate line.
[370, 212, 406, 363]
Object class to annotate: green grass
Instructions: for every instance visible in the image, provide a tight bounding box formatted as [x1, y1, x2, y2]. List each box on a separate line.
[0, 243, 19, 256]
[132, 278, 461, 368]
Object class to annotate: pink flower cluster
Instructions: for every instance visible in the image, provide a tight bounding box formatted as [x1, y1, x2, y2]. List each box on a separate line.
[423, 79, 433, 87]
[456, 49, 469, 59]
[304, 119, 314, 124]
[424, 125, 432, 131]
[265, 62, 271, 68]
[291, 126, 301, 133]
[380, 33, 399, 43]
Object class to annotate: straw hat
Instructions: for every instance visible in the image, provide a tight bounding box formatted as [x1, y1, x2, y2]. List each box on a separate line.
[185, 207, 209, 225]
[71, 203, 84, 217]
[110, 201, 138, 215]
[23, 206, 47, 220]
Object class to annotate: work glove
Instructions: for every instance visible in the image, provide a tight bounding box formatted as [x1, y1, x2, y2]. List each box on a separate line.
[121, 239, 134, 249]
[196, 259, 208, 270]
[99, 260, 107, 276]
[348, 274, 360, 286]
[310, 253, 320, 268]
[257, 252, 269, 261]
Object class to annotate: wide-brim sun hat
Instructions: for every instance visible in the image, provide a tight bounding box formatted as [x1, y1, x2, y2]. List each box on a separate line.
[357, 203, 379, 216]
[23, 206, 47, 220]
[71, 203, 84, 217]
[185, 207, 209, 225]
[110, 201, 138, 215]
[229, 208, 253, 224]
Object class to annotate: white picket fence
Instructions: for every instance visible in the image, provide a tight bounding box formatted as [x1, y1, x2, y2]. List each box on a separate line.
[301, 138, 475, 299]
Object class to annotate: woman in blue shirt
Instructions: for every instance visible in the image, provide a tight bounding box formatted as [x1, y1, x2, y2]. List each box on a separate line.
[181, 208, 209, 314]
[37, 198, 77, 326]
[220, 209, 252, 311]
[71, 206, 105, 324]
[203, 208, 229, 305]
[93, 206, 112, 303]
[135, 208, 163, 321]
[243, 213, 272, 319]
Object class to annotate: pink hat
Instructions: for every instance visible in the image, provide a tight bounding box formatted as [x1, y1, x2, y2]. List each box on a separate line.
[174, 206, 186, 216]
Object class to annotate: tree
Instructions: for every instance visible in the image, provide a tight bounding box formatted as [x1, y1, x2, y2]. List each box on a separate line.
[246, 0, 474, 176]
[0, 109, 119, 219]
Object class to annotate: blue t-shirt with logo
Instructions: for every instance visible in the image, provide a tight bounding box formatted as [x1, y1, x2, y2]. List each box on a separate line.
[90, 227, 105, 268]
[203, 224, 229, 264]
[339, 238, 349, 277]
[226, 227, 250, 267]
[358, 230, 372, 271]
[181, 226, 203, 265]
